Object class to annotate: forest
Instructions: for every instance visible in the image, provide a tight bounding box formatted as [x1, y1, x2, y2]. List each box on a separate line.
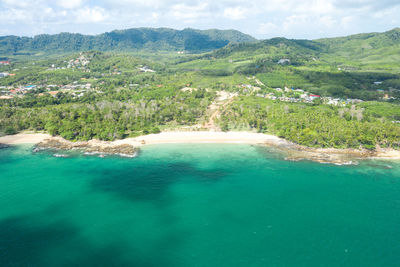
[217, 97, 400, 149]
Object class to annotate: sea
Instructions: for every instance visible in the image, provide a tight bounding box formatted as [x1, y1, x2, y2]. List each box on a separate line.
[1, 144, 400, 266]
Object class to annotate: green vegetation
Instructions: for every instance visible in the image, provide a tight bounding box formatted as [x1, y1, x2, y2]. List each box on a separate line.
[1, 87, 214, 141]
[218, 97, 400, 149]
[0, 27, 399, 150]
[0, 28, 256, 55]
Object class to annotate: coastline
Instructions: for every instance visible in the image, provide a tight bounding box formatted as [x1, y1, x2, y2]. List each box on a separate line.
[0, 133, 51, 145]
[0, 131, 285, 146]
[1, 131, 399, 164]
[274, 144, 400, 165]
[114, 131, 286, 146]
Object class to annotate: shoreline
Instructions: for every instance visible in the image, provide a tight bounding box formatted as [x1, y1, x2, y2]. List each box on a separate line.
[1, 131, 399, 164]
[0, 133, 51, 145]
[0, 131, 285, 146]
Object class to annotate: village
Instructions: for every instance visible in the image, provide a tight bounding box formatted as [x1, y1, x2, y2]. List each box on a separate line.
[238, 80, 364, 106]
[0, 60, 16, 80]
[0, 53, 150, 100]
[256, 86, 364, 106]
[0, 81, 96, 100]
[0, 55, 397, 106]
[0, 76, 396, 105]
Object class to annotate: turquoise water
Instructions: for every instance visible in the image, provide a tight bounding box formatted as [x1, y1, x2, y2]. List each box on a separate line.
[1, 144, 400, 266]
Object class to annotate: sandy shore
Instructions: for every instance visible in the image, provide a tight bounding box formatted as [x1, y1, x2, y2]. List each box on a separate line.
[1, 131, 399, 163]
[112, 131, 286, 146]
[0, 133, 51, 144]
[0, 131, 284, 146]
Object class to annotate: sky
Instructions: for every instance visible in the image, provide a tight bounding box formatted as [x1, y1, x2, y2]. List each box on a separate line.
[0, 0, 399, 39]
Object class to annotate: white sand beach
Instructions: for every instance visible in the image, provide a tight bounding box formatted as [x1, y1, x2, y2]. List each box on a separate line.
[111, 131, 285, 146]
[0, 133, 51, 144]
[0, 131, 286, 146]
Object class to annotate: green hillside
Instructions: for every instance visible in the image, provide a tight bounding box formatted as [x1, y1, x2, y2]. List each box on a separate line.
[0, 28, 257, 56]
[169, 28, 400, 99]
[316, 28, 400, 70]
[317, 28, 400, 54]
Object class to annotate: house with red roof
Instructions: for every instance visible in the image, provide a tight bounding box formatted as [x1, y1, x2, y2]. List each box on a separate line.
[310, 94, 321, 100]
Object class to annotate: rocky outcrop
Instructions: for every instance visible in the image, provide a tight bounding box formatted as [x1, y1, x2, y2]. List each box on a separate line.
[0, 143, 9, 149]
[264, 139, 400, 165]
[34, 137, 139, 157]
[85, 144, 137, 156]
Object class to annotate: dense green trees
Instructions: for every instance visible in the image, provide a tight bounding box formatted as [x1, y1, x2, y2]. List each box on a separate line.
[218, 97, 400, 149]
[0, 28, 256, 55]
[0, 88, 213, 141]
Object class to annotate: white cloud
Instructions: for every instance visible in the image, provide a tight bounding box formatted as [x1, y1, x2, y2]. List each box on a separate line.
[1, 0, 30, 8]
[223, 7, 246, 20]
[333, 0, 400, 10]
[152, 12, 159, 20]
[170, 3, 210, 22]
[75, 6, 108, 23]
[339, 16, 355, 29]
[57, 0, 84, 9]
[282, 15, 307, 32]
[319, 15, 336, 27]
[107, 0, 164, 8]
[0, 8, 31, 22]
[293, 0, 335, 14]
[257, 22, 278, 35]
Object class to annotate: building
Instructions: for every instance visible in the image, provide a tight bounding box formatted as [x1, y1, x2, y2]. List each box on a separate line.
[139, 66, 156, 73]
[25, 85, 36, 90]
[49, 91, 59, 96]
[310, 94, 321, 100]
[278, 59, 291, 65]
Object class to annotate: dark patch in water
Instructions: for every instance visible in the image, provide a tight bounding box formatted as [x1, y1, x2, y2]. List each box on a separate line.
[0, 143, 10, 149]
[0, 216, 133, 267]
[93, 164, 179, 203]
[168, 162, 229, 181]
[0, 214, 185, 267]
[0, 216, 77, 266]
[92, 161, 230, 203]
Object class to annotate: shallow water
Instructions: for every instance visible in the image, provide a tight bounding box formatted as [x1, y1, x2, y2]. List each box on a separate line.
[1, 144, 400, 266]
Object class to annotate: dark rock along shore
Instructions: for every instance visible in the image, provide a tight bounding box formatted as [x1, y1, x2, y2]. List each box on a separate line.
[0, 143, 9, 149]
[34, 138, 139, 156]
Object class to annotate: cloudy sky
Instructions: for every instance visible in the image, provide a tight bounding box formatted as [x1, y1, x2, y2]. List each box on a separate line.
[0, 0, 399, 39]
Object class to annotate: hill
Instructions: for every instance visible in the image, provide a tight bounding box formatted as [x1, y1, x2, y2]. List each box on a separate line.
[171, 28, 400, 99]
[0, 28, 257, 56]
[317, 28, 400, 53]
[316, 28, 400, 68]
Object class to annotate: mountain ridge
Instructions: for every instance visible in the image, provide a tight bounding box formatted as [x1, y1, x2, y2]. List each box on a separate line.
[1, 27, 399, 57]
[0, 27, 257, 55]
